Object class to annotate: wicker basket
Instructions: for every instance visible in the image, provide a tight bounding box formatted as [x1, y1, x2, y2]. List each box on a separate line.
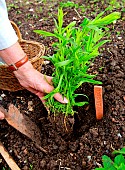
[0, 21, 45, 91]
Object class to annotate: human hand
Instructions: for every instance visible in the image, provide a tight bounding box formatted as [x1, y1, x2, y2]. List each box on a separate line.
[14, 61, 68, 104]
[0, 110, 4, 120]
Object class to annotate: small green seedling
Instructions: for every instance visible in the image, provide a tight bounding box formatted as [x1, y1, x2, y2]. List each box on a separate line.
[34, 8, 120, 116]
[29, 164, 33, 170]
[95, 147, 125, 170]
[2, 167, 10, 170]
[59, 1, 79, 8]
[59, 1, 85, 13]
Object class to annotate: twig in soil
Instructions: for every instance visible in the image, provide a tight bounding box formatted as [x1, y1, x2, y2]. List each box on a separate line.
[64, 116, 68, 132]
[0, 142, 21, 170]
[95, 161, 102, 168]
[74, 8, 82, 19]
[57, 159, 71, 170]
[110, 143, 115, 150]
[34, 143, 47, 154]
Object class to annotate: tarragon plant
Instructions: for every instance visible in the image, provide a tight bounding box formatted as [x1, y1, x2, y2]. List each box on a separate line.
[34, 9, 120, 116]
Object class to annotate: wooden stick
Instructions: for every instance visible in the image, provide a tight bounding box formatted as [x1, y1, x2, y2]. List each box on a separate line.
[94, 86, 103, 120]
[0, 142, 21, 170]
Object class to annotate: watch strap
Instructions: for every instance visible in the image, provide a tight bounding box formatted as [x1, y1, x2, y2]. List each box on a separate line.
[8, 55, 28, 71]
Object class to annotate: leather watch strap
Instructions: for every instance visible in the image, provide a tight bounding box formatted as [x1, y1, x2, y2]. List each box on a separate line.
[8, 55, 29, 71]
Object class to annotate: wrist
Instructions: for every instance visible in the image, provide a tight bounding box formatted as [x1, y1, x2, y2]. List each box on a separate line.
[0, 42, 26, 65]
[14, 60, 33, 73]
[8, 54, 29, 71]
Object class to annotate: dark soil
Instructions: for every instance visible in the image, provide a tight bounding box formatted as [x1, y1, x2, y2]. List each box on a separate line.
[0, 0, 125, 169]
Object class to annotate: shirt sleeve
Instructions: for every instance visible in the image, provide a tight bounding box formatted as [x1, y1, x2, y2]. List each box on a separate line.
[0, 0, 18, 50]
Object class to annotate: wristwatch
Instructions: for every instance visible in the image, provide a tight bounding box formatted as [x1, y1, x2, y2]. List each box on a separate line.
[8, 55, 28, 71]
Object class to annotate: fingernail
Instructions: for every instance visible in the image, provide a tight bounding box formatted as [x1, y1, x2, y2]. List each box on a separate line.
[63, 97, 68, 103]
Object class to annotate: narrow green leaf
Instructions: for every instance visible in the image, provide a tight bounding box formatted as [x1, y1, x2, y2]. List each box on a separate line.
[93, 40, 110, 50]
[53, 18, 59, 29]
[83, 50, 99, 61]
[93, 11, 105, 21]
[79, 72, 96, 79]
[62, 21, 76, 34]
[91, 12, 121, 26]
[41, 55, 53, 61]
[80, 17, 89, 27]
[86, 30, 94, 51]
[55, 59, 73, 67]
[34, 30, 57, 37]
[58, 8, 63, 33]
[74, 101, 88, 106]
[74, 93, 89, 100]
[80, 78, 102, 84]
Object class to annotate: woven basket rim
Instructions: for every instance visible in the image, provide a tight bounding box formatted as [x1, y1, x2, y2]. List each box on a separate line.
[0, 39, 45, 69]
[0, 21, 45, 91]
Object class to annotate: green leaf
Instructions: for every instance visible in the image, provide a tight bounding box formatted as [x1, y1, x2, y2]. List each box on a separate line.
[74, 101, 88, 106]
[58, 8, 63, 33]
[79, 72, 96, 79]
[91, 12, 121, 26]
[87, 25, 100, 32]
[41, 55, 53, 61]
[80, 17, 89, 27]
[74, 93, 89, 100]
[117, 163, 125, 170]
[114, 154, 125, 166]
[94, 11, 105, 21]
[86, 30, 94, 51]
[83, 50, 99, 61]
[93, 30, 105, 43]
[54, 32, 66, 41]
[62, 21, 76, 34]
[102, 155, 114, 169]
[82, 79, 102, 84]
[55, 59, 73, 67]
[113, 148, 125, 155]
[34, 30, 57, 37]
[53, 18, 59, 29]
[93, 40, 110, 50]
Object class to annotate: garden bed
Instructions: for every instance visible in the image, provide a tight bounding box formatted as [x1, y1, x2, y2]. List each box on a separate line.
[0, 0, 125, 169]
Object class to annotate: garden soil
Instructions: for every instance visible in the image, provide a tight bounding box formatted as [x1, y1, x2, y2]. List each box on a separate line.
[0, 0, 125, 169]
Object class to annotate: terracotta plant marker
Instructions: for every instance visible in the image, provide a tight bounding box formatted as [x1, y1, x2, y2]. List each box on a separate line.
[0, 142, 21, 170]
[94, 86, 103, 120]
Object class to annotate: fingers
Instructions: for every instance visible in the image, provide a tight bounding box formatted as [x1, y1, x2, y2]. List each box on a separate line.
[27, 86, 68, 104]
[26, 87, 46, 104]
[32, 74, 54, 94]
[36, 84, 68, 104]
[54, 93, 68, 104]
[42, 75, 68, 103]
[25, 73, 68, 104]
[36, 92, 46, 104]
[44, 75, 53, 85]
[0, 110, 5, 120]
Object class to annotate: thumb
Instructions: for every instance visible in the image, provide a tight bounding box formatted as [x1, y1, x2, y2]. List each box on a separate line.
[0, 110, 5, 120]
[54, 93, 68, 104]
